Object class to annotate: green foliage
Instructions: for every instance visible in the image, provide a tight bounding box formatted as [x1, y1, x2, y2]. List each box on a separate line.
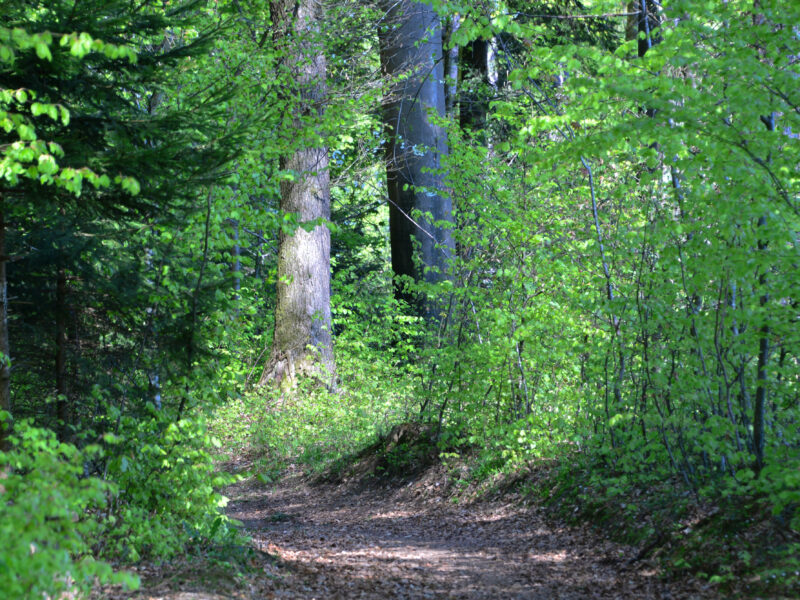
[4, 0, 245, 423]
[0, 23, 135, 194]
[0, 411, 240, 597]
[2, 0, 253, 588]
[100, 412, 241, 562]
[0, 418, 138, 600]
[384, 1, 800, 592]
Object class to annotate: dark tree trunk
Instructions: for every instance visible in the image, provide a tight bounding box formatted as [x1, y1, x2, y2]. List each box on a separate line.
[55, 266, 69, 438]
[378, 0, 455, 319]
[459, 38, 490, 132]
[230, 218, 241, 295]
[754, 110, 775, 474]
[0, 205, 10, 449]
[443, 15, 459, 117]
[261, 0, 334, 388]
[637, 0, 662, 59]
[750, 1, 777, 475]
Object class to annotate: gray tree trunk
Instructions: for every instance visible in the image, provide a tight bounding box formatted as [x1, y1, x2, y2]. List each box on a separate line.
[260, 0, 334, 388]
[378, 0, 455, 319]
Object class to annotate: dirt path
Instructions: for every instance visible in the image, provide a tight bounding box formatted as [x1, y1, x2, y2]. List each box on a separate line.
[219, 467, 716, 600]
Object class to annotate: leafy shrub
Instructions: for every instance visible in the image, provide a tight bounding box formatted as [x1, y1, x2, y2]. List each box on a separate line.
[100, 411, 241, 562]
[0, 415, 137, 600]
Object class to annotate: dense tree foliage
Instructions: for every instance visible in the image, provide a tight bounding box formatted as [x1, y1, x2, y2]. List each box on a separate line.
[1, 0, 798, 596]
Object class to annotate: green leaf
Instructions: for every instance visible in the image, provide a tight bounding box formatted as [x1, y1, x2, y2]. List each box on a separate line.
[37, 153, 58, 175]
[35, 41, 51, 61]
[118, 176, 140, 195]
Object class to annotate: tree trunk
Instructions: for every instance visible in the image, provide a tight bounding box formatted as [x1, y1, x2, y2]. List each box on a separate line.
[55, 265, 69, 438]
[637, 0, 662, 59]
[753, 108, 776, 474]
[260, 0, 334, 388]
[0, 205, 10, 449]
[459, 37, 490, 132]
[378, 0, 455, 319]
[443, 15, 459, 117]
[231, 218, 241, 295]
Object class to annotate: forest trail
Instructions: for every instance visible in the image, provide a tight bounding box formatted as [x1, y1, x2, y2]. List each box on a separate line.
[210, 464, 717, 600]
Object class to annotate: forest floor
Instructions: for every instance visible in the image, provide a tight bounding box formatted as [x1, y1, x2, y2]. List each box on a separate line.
[100, 453, 728, 600]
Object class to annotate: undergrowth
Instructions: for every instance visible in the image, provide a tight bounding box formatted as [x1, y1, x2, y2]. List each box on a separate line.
[529, 450, 800, 597]
[212, 338, 411, 480]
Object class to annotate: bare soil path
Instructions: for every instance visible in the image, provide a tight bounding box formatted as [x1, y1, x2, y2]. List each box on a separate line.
[216, 465, 716, 600]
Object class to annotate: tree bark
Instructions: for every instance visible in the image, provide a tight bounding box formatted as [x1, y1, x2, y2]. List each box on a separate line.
[260, 0, 334, 388]
[378, 0, 455, 319]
